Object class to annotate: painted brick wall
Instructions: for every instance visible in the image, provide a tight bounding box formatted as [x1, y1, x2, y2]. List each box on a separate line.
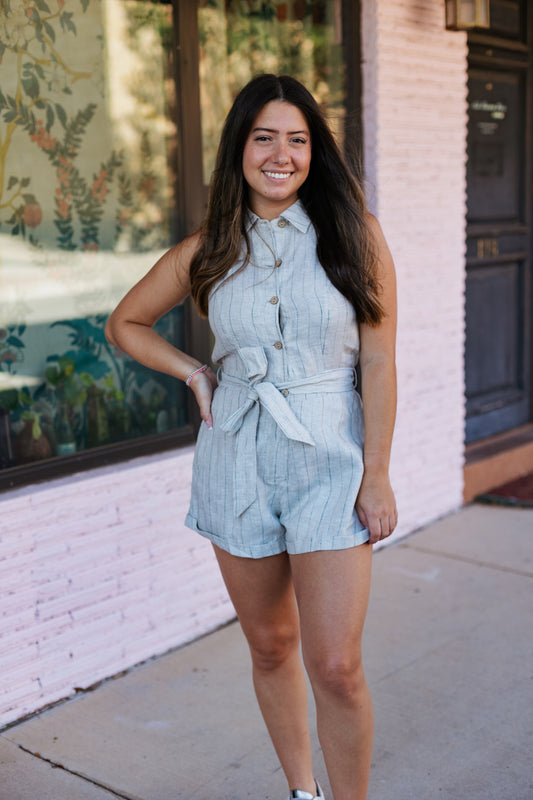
[362, 0, 469, 537]
[0, 448, 233, 728]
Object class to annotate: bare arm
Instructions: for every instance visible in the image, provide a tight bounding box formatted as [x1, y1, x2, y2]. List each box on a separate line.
[105, 232, 217, 426]
[355, 214, 398, 544]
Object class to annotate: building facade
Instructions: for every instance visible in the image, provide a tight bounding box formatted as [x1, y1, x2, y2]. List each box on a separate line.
[1, 0, 531, 727]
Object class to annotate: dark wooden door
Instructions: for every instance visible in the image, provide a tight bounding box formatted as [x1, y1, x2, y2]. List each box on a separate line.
[465, 10, 532, 443]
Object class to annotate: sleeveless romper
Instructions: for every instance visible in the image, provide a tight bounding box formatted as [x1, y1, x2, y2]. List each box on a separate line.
[185, 200, 369, 557]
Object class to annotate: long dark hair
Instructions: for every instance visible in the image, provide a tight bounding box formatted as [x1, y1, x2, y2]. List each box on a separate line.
[190, 74, 384, 325]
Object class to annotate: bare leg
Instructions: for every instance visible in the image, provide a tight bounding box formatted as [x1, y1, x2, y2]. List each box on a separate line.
[290, 544, 373, 800]
[213, 545, 316, 796]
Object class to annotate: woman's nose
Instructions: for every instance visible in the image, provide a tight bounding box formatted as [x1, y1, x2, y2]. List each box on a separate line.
[273, 141, 290, 164]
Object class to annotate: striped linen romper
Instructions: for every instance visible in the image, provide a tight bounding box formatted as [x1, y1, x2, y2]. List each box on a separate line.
[185, 199, 369, 557]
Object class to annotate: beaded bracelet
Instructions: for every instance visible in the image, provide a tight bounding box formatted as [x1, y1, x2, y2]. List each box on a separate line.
[185, 364, 208, 386]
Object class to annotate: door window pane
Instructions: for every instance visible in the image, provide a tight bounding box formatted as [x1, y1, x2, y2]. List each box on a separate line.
[198, 0, 345, 183]
[0, 0, 187, 472]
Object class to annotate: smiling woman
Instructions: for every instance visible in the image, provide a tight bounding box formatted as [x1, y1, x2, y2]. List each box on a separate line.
[242, 102, 312, 219]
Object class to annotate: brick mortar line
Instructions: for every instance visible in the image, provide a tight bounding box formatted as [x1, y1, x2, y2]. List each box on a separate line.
[16, 743, 138, 800]
[401, 544, 533, 579]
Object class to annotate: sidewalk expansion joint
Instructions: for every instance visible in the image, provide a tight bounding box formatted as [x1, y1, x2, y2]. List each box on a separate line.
[16, 743, 138, 800]
[402, 543, 533, 578]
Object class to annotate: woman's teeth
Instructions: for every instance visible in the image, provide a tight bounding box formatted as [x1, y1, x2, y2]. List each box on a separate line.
[264, 171, 291, 180]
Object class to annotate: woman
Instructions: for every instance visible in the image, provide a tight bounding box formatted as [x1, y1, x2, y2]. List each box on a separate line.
[106, 74, 397, 800]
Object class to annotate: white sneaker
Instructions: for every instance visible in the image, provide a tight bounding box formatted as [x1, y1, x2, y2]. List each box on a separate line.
[288, 780, 325, 800]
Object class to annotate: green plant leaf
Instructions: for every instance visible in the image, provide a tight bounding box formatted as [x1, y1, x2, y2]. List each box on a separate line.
[79, 372, 94, 387]
[32, 417, 42, 439]
[20, 178, 31, 188]
[7, 176, 18, 191]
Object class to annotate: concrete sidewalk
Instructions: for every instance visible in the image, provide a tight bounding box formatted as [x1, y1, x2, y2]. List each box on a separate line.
[1, 503, 532, 800]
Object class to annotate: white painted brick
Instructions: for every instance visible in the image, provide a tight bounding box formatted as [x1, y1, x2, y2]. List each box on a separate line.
[0, 448, 233, 728]
[362, 0, 467, 536]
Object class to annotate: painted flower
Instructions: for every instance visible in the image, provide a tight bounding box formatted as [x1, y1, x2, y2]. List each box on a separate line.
[56, 195, 71, 219]
[0, 0, 31, 48]
[23, 203, 43, 227]
[91, 170, 108, 202]
[30, 124, 57, 152]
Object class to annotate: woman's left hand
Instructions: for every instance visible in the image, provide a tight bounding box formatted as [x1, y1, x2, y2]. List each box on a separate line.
[355, 471, 398, 544]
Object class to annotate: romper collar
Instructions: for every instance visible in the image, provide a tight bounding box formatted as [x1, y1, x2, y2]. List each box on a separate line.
[245, 199, 312, 233]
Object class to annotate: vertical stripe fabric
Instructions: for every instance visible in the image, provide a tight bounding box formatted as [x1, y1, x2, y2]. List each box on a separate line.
[185, 200, 369, 556]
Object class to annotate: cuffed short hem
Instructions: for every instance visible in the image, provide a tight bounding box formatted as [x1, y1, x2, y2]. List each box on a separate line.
[184, 513, 287, 558]
[286, 527, 370, 554]
[184, 513, 370, 558]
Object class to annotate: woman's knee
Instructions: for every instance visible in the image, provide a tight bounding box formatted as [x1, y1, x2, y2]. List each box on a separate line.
[247, 623, 300, 673]
[306, 651, 367, 702]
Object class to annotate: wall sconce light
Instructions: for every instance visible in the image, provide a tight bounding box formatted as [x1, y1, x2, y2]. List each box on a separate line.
[445, 0, 490, 30]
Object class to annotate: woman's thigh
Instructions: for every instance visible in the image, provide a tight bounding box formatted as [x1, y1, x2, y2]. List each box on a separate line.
[213, 544, 300, 665]
[289, 544, 373, 676]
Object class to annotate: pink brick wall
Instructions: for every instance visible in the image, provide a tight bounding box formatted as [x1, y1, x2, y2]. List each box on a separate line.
[362, 0, 469, 538]
[0, 448, 233, 728]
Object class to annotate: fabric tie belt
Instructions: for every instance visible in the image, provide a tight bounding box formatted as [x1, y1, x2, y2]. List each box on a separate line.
[218, 346, 356, 517]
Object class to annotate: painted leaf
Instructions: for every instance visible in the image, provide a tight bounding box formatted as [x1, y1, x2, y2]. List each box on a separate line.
[7, 177, 18, 191]
[46, 104, 54, 131]
[21, 178, 31, 188]
[80, 0, 90, 11]
[55, 103, 67, 128]
[7, 337, 24, 348]
[34, 0, 52, 13]
[43, 20, 56, 42]
[22, 75, 40, 100]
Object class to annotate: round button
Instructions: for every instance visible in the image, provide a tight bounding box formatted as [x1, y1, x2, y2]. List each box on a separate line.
[270, 296, 279, 304]
[280, 388, 289, 397]
[274, 341, 283, 350]
[277, 219, 287, 228]
[274, 258, 282, 268]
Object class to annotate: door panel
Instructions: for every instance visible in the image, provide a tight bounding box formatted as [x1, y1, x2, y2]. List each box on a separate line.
[465, 45, 532, 442]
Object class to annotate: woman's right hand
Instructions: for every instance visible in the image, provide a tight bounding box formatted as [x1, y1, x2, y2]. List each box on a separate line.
[188, 368, 218, 428]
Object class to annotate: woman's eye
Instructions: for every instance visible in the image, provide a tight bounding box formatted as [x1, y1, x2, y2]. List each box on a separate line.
[291, 138, 308, 145]
[254, 136, 271, 142]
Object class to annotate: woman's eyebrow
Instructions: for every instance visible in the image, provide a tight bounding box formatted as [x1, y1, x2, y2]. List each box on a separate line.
[252, 127, 309, 135]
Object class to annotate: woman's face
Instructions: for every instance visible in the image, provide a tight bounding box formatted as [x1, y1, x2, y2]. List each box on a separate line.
[242, 101, 311, 220]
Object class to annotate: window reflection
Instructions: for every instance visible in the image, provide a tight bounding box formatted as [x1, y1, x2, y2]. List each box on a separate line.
[0, 0, 186, 471]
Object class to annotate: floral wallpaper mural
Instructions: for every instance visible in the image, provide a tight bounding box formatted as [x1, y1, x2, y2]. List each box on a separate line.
[0, 0, 186, 471]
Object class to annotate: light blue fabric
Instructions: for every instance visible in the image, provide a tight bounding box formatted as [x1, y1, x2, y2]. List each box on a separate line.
[185, 200, 369, 556]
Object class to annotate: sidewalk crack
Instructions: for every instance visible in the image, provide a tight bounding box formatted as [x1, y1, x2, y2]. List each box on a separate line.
[16, 744, 139, 800]
[402, 544, 533, 578]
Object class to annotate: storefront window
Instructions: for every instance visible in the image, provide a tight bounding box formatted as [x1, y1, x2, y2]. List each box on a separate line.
[198, 0, 345, 183]
[0, 0, 187, 473]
